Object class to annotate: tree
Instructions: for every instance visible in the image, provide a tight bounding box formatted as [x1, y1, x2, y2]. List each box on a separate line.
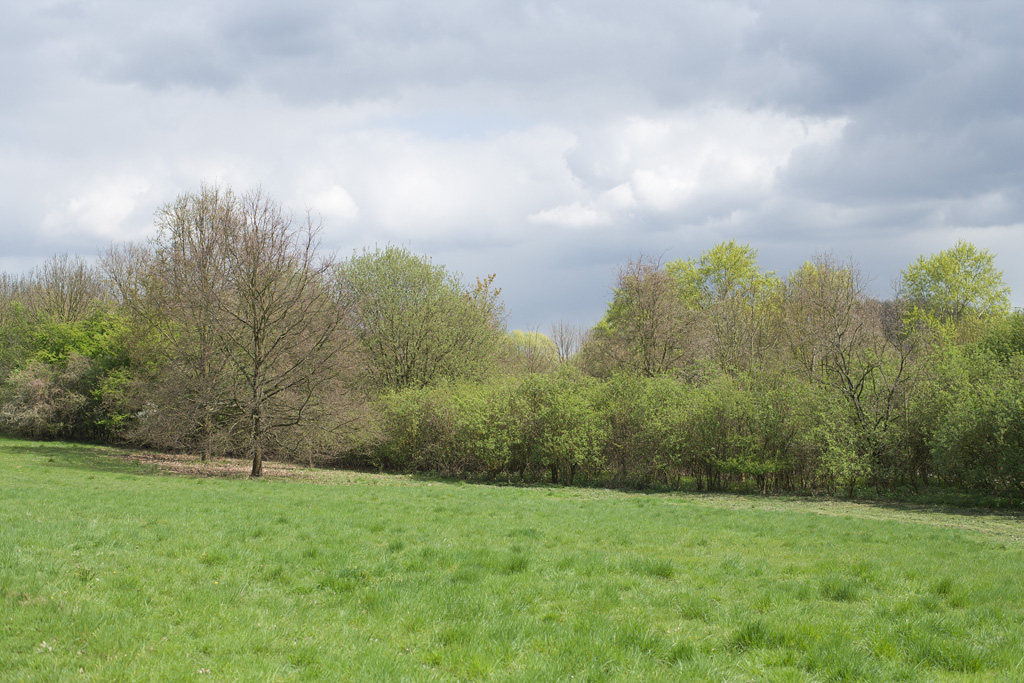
[901, 240, 1011, 323]
[783, 254, 918, 489]
[216, 189, 353, 476]
[586, 255, 700, 377]
[2, 255, 108, 384]
[32, 253, 107, 324]
[105, 184, 237, 460]
[0, 272, 33, 380]
[549, 320, 589, 363]
[508, 330, 559, 374]
[666, 240, 781, 374]
[335, 245, 505, 392]
[782, 255, 867, 382]
[108, 185, 353, 476]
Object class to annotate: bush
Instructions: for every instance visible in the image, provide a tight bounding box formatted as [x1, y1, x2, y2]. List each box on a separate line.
[0, 355, 90, 439]
[922, 349, 1024, 494]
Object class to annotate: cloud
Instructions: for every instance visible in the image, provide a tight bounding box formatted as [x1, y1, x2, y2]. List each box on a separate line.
[529, 203, 614, 229]
[41, 174, 156, 242]
[530, 108, 848, 229]
[2, 0, 1023, 325]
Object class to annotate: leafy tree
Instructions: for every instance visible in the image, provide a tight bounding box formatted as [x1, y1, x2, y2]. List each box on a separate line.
[335, 245, 505, 392]
[918, 347, 1024, 495]
[0, 307, 131, 440]
[813, 394, 870, 498]
[514, 368, 608, 485]
[596, 373, 693, 488]
[507, 330, 559, 374]
[901, 240, 1011, 323]
[978, 310, 1024, 363]
[0, 273, 35, 380]
[666, 241, 782, 374]
[1, 254, 108, 383]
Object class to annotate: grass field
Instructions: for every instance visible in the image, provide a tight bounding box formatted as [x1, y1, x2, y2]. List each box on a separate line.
[2, 437, 1024, 682]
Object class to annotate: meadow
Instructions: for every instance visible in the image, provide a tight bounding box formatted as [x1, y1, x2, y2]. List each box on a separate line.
[2, 437, 1023, 682]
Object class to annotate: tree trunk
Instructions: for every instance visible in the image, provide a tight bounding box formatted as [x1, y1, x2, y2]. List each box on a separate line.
[250, 407, 264, 477]
[202, 413, 212, 463]
[251, 439, 263, 477]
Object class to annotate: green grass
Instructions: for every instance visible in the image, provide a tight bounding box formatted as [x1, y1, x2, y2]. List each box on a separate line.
[2, 437, 1024, 681]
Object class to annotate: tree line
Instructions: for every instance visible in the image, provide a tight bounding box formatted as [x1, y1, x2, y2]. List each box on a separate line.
[2, 183, 1022, 498]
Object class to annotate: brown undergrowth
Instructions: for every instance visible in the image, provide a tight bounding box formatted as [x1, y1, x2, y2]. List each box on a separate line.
[107, 447, 412, 485]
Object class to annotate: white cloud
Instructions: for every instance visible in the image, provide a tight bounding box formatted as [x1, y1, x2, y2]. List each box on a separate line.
[529, 202, 613, 229]
[531, 107, 849, 228]
[41, 174, 156, 241]
[307, 185, 359, 224]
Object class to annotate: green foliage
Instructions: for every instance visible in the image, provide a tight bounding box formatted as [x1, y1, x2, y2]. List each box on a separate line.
[28, 307, 130, 370]
[678, 239, 773, 304]
[337, 245, 505, 391]
[747, 372, 823, 492]
[0, 306, 132, 441]
[977, 310, 1024, 363]
[373, 369, 608, 484]
[813, 395, 871, 497]
[679, 374, 759, 490]
[588, 256, 697, 377]
[516, 368, 609, 484]
[916, 347, 1024, 494]
[597, 373, 690, 485]
[664, 240, 782, 373]
[507, 329, 559, 373]
[901, 239, 1011, 324]
[372, 370, 843, 494]
[0, 300, 33, 379]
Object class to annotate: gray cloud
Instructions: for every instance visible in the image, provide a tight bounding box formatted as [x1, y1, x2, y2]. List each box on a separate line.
[1, 0, 1022, 328]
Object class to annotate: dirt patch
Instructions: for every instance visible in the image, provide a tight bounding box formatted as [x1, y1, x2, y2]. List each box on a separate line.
[106, 447, 413, 485]
[111, 449, 320, 480]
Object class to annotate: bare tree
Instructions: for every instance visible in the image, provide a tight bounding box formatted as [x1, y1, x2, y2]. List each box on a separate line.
[33, 253, 106, 323]
[783, 254, 917, 483]
[549, 320, 589, 363]
[587, 256, 700, 377]
[217, 189, 350, 477]
[105, 185, 236, 461]
[107, 185, 355, 476]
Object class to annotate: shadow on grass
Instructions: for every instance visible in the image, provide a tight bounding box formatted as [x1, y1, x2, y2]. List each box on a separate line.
[1, 436, 313, 481]
[0, 437, 162, 477]
[856, 496, 1024, 522]
[400, 467, 1024, 524]
[6, 435, 1024, 522]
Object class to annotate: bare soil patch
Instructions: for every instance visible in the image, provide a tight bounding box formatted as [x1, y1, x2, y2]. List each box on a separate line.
[107, 446, 414, 485]
[111, 448, 319, 480]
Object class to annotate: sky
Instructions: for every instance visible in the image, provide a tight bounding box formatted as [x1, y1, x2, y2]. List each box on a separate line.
[2, 0, 1022, 330]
